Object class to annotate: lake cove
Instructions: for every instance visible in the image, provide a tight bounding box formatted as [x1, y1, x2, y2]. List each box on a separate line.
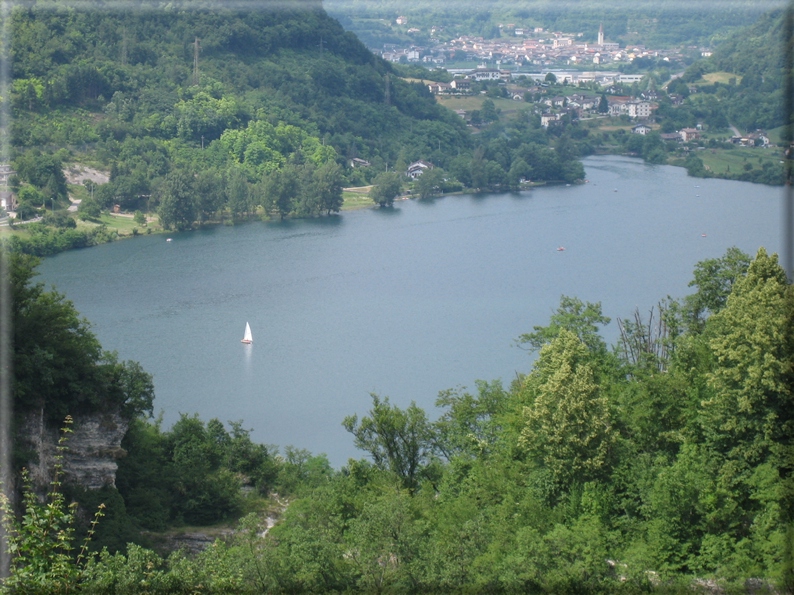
[38, 155, 782, 466]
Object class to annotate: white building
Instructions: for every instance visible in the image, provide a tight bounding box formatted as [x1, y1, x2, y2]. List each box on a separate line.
[407, 160, 434, 179]
[627, 101, 651, 118]
[450, 78, 471, 91]
[469, 68, 502, 81]
[618, 74, 645, 84]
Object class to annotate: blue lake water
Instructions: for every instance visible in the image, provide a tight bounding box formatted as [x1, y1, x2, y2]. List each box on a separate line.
[38, 156, 783, 466]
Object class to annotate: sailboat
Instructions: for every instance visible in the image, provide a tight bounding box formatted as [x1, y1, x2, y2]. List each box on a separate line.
[241, 322, 253, 344]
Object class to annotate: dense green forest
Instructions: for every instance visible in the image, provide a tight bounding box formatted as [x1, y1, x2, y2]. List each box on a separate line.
[674, 10, 785, 133]
[6, 3, 462, 223]
[327, 0, 768, 48]
[3, 245, 792, 593]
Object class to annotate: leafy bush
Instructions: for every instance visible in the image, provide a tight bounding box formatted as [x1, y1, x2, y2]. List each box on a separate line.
[0, 418, 105, 594]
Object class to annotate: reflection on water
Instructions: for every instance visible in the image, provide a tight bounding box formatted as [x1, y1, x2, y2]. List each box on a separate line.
[38, 156, 782, 466]
[243, 343, 253, 374]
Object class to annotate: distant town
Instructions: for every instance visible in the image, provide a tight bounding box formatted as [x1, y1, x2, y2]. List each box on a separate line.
[375, 20, 703, 72]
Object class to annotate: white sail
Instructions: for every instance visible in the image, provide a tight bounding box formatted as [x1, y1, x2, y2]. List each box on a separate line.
[241, 322, 253, 343]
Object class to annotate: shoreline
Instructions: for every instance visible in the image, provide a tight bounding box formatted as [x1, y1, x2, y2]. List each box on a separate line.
[5, 155, 781, 259]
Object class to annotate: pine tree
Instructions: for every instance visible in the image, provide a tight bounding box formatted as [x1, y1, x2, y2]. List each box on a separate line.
[703, 247, 792, 464]
[519, 329, 616, 488]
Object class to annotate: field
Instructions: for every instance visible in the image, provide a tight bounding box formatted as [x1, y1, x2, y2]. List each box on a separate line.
[697, 71, 743, 85]
[696, 146, 781, 176]
[765, 125, 786, 145]
[436, 95, 526, 118]
[342, 187, 376, 210]
[66, 182, 158, 236]
[590, 120, 636, 132]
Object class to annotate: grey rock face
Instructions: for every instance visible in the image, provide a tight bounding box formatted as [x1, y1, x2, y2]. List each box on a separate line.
[19, 409, 129, 491]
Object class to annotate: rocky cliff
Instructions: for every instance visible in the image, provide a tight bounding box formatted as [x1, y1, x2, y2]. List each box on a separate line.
[19, 409, 128, 491]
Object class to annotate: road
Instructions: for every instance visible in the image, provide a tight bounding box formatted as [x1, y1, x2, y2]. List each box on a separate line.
[662, 71, 686, 89]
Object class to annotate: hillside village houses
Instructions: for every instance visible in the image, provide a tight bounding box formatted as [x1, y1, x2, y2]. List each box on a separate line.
[608, 97, 652, 118]
[730, 131, 770, 147]
[680, 128, 700, 143]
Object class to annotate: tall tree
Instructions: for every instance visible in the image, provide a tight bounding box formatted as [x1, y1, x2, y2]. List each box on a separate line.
[702, 248, 793, 465]
[685, 246, 752, 326]
[313, 161, 344, 215]
[433, 380, 509, 460]
[194, 168, 226, 225]
[226, 167, 251, 220]
[507, 157, 530, 189]
[413, 167, 445, 199]
[598, 93, 609, 114]
[517, 295, 610, 355]
[156, 170, 197, 231]
[369, 171, 402, 207]
[263, 164, 301, 220]
[481, 98, 499, 123]
[343, 394, 437, 492]
[519, 329, 616, 488]
[13, 150, 69, 202]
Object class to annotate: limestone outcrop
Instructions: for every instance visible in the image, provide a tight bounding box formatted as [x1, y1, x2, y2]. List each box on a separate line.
[19, 409, 128, 491]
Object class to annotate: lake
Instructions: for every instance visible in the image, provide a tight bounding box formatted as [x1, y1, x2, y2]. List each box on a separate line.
[38, 156, 783, 466]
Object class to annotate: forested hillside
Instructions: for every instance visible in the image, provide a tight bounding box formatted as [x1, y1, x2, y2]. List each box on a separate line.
[676, 9, 785, 132]
[3, 247, 792, 593]
[7, 3, 469, 226]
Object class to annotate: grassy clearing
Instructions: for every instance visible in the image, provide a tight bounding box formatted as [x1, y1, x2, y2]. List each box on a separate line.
[67, 183, 90, 202]
[342, 188, 375, 210]
[436, 95, 524, 114]
[765, 126, 786, 145]
[699, 71, 742, 85]
[436, 96, 486, 111]
[493, 97, 525, 113]
[595, 123, 635, 132]
[697, 146, 781, 176]
[74, 211, 162, 237]
[442, 61, 482, 70]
